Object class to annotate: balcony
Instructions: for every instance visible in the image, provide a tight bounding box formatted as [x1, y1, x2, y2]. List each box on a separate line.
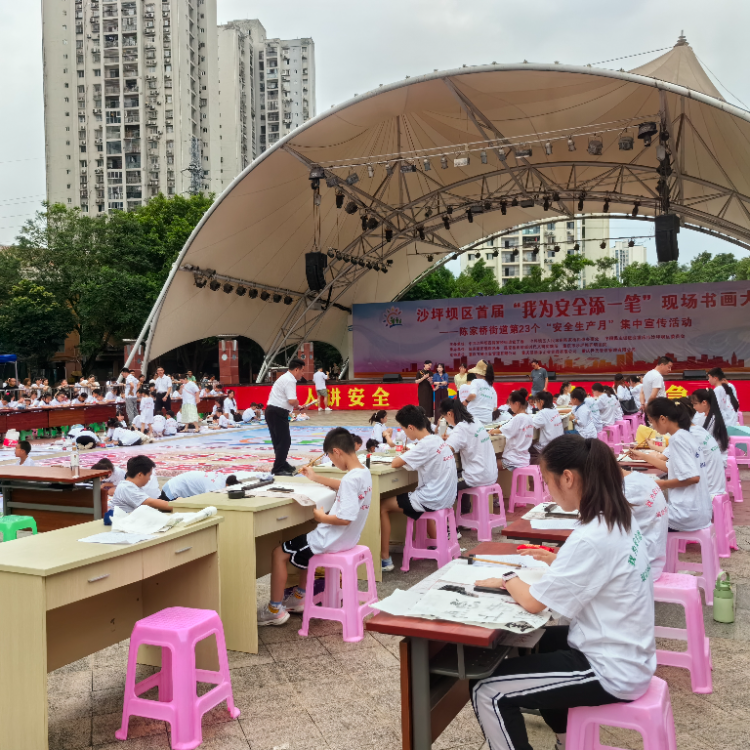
[125, 112, 139, 123]
[104, 36, 118, 49]
[107, 170, 122, 184]
[123, 138, 141, 154]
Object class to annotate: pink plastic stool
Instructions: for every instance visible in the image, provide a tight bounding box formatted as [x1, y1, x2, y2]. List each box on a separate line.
[401, 508, 460, 572]
[712, 493, 738, 558]
[603, 423, 623, 453]
[456, 483, 506, 542]
[508, 466, 547, 512]
[566, 677, 676, 750]
[298, 545, 377, 642]
[623, 414, 640, 441]
[596, 430, 617, 454]
[116, 607, 239, 750]
[726, 457, 743, 503]
[616, 418, 633, 444]
[728, 436, 750, 468]
[654, 573, 712, 693]
[665, 525, 720, 605]
[738, 411, 745, 426]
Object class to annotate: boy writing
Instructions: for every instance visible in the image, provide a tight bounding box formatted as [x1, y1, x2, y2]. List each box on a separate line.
[109, 455, 173, 514]
[15, 440, 36, 466]
[258, 427, 373, 626]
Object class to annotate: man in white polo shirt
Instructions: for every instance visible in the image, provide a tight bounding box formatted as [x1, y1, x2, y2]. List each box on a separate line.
[313, 365, 332, 412]
[266, 358, 306, 476]
[640, 356, 673, 409]
[153, 366, 172, 415]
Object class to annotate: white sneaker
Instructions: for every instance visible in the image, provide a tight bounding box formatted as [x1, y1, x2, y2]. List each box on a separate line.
[282, 590, 306, 613]
[257, 605, 290, 627]
[325, 407, 332, 411]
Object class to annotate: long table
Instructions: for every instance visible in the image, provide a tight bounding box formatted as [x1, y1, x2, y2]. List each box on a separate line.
[0, 404, 118, 434]
[0, 516, 222, 750]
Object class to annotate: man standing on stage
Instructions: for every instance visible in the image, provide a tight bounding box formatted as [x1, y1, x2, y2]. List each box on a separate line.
[641, 355, 672, 408]
[153, 366, 172, 415]
[313, 365, 332, 411]
[529, 359, 548, 396]
[266, 358, 307, 476]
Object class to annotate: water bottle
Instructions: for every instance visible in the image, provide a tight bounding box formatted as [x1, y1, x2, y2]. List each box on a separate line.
[70, 444, 80, 478]
[713, 572, 735, 623]
[437, 418, 448, 438]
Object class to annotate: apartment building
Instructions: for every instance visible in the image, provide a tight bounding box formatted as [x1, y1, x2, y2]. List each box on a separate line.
[43, 0, 220, 214]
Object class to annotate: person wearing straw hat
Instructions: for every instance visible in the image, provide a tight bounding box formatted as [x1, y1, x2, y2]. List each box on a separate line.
[465, 360, 497, 426]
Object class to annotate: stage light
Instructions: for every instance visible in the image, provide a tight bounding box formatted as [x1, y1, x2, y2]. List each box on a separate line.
[309, 167, 325, 180]
[440, 156, 448, 169]
[500, 201, 507, 215]
[424, 207, 433, 218]
[401, 163, 417, 173]
[603, 198, 610, 212]
[367, 164, 374, 178]
[361, 215, 368, 231]
[372, 262, 380, 271]
[532, 246, 539, 258]
[578, 195, 584, 211]
[544, 141, 553, 156]
[628, 239, 635, 248]
[567, 137, 576, 152]
[514, 145, 532, 158]
[272, 293, 282, 303]
[511, 197, 519, 207]
[235, 286, 246, 297]
[326, 248, 334, 258]
[637, 121, 657, 147]
[345, 172, 359, 186]
[326, 175, 339, 188]
[209, 279, 221, 291]
[385, 165, 394, 176]
[552, 192, 560, 202]
[423, 158, 431, 171]
[260, 290, 270, 301]
[542, 196, 550, 211]
[588, 137, 603, 156]
[385, 228, 393, 242]
[656, 144, 667, 162]
[497, 148, 506, 162]
[467, 208, 473, 223]
[284, 295, 293, 305]
[193, 273, 206, 288]
[480, 150, 488, 164]
[574, 243, 580, 251]
[492, 249, 499, 257]
[427, 255, 434, 262]
[335, 251, 343, 260]
[553, 244, 560, 253]
[310, 178, 320, 191]
[417, 226, 426, 241]
[365, 261, 372, 269]
[446, 205, 453, 215]
[600, 241, 606, 249]
[511, 248, 519, 259]
[367, 216, 379, 230]
[345, 200, 358, 214]
[335, 191, 344, 209]
[519, 198, 534, 208]
[443, 215, 451, 230]
[358, 258, 366, 267]
[619, 133, 634, 151]
[222, 283, 233, 294]
[482, 201, 491, 212]
[382, 266, 388, 274]
[248, 288, 258, 299]
[386, 259, 394, 266]
[632, 202, 640, 217]
[454, 156, 469, 167]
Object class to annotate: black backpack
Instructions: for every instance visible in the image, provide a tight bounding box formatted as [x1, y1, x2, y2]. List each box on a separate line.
[619, 386, 638, 415]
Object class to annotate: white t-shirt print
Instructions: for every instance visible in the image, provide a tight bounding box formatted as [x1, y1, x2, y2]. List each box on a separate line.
[402, 434, 458, 512]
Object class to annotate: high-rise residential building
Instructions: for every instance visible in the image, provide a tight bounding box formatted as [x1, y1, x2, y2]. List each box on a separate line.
[43, 0, 220, 214]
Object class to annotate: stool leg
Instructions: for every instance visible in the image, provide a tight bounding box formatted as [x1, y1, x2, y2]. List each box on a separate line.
[160, 646, 173, 703]
[401, 518, 414, 572]
[298, 564, 317, 637]
[477, 489, 491, 542]
[364, 552, 378, 606]
[212, 626, 241, 718]
[341, 560, 364, 642]
[169, 644, 200, 750]
[115, 637, 143, 740]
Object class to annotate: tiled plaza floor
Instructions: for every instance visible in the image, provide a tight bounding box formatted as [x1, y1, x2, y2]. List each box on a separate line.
[43, 409, 750, 749]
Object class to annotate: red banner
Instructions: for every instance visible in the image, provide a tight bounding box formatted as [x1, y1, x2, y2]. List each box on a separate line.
[234, 381, 748, 412]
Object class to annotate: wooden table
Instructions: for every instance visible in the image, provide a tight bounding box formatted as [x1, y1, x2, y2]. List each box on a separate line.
[0, 516, 222, 750]
[367, 541, 521, 750]
[0, 404, 118, 433]
[0, 466, 111, 523]
[500, 517, 573, 546]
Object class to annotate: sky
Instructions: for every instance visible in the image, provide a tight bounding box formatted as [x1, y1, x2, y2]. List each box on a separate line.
[2, 0, 749, 271]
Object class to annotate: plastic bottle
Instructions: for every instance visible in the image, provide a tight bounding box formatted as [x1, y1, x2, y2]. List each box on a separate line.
[70, 443, 80, 478]
[713, 572, 735, 623]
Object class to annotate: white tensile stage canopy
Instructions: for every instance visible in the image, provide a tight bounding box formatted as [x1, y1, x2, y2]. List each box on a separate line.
[136, 36, 750, 381]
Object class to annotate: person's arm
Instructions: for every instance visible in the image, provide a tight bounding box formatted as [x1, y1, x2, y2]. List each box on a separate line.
[476, 577, 547, 614]
[656, 475, 699, 491]
[312, 507, 351, 525]
[628, 449, 668, 472]
[299, 466, 342, 490]
[391, 455, 407, 468]
[143, 497, 173, 512]
[647, 387, 660, 404]
[383, 428, 396, 448]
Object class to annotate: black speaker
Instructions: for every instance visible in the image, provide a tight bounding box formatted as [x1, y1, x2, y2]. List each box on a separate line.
[383, 373, 403, 383]
[683, 370, 706, 380]
[655, 214, 680, 263]
[546, 372, 557, 381]
[305, 252, 328, 291]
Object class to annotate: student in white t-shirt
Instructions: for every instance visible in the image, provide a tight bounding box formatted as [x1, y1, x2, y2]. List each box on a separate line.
[674, 397, 726, 496]
[630, 375, 644, 410]
[555, 382, 572, 407]
[464, 360, 497, 425]
[312, 366, 332, 411]
[368, 410, 396, 447]
[708, 367, 740, 427]
[457, 374, 473, 406]
[690, 389, 730, 464]
[258, 428, 372, 626]
[105, 418, 149, 447]
[530, 391, 564, 452]
[159, 470, 239, 501]
[489, 391, 532, 471]
[14, 440, 36, 467]
[91, 458, 127, 498]
[151, 414, 167, 437]
[569, 387, 598, 439]
[178, 376, 201, 431]
[592, 383, 617, 427]
[640, 357, 673, 408]
[139, 390, 155, 429]
[109, 455, 173, 514]
[164, 411, 179, 436]
[470, 435, 655, 750]
[379, 405, 457, 573]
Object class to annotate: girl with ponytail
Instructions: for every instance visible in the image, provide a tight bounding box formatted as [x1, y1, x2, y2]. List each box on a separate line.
[470, 434, 655, 750]
[691, 389, 729, 455]
[368, 410, 396, 447]
[707, 367, 740, 427]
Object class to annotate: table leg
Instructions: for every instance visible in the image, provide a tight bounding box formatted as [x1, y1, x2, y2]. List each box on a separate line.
[92, 477, 102, 520]
[410, 637, 433, 750]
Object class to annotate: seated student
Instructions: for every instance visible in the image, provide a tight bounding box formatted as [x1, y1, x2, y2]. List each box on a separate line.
[159, 470, 239, 501]
[644, 398, 711, 533]
[68, 425, 100, 449]
[471, 435, 655, 750]
[105, 417, 149, 447]
[241, 405, 258, 423]
[691, 389, 730, 464]
[530, 390, 565, 455]
[91, 457, 127, 497]
[568, 386, 598, 438]
[379, 405, 457, 573]
[0, 394, 12, 411]
[517, 388, 533, 415]
[365, 438, 389, 453]
[53, 392, 70, 407]
[109, 455, 173, 514]
[555, 381, 572, 407]
[104, 387, 117, 403]
[583, 390, 603, 434]
[151, 413, 167, 437]
[258, 428, 373, 625]
[458, 372, 475, 407]
[592, 383, 617, 428]
[164, 410, 182, 435]
[465, 360, 498, 425]
[14, 440, 36, 467]
[489, 391, 533, 473]
[223, 390, 238, 417]
[708, 367, 740, 427]
[368, 409, 396, 447]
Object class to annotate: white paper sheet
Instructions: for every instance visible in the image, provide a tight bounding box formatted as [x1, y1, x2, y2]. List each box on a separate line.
[530, 519, 579, 530]
[439, 564, 546, 587]
[523, 503, 578, 521]
[272, 483, 336, 512]
[79, 531, 156, 545]
[111, 504, 217, 535]
[371, 589, 423, 616]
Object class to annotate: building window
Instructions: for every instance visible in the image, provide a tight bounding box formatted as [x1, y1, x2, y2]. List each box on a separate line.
[94, 69, 101, 76]
[485, 252, 495, 260]
[78, 70, 84, 78]
[567, 221, 575, 229]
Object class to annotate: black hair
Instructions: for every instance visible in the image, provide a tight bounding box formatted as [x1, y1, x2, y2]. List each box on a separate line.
[351, 433, 363, 448]
[225, 475, 240, 486]
[602, 385, 617, 398]
[691, 389, 729, 452]
[559, 381, 572, 394]
[591, 382, 605, 393]
[423, 359, 433, 365]
[17, 440, 31, 455]
[125, 455, 156, 478]
[439, 397, 474, 424]
[508, 390, 527, 408]
[484, 362, 495, 387]
[646, 397, 692, 431]
[541, 435, 631, 532]
[395, 404, 432, 431]
[369, 410, 387, 425]
[365, 438, 380, 452]
[435, 363, 445, 371]
[657, 356, 673, 365]
[322, 426, 357, 455]
[93, 389, 101, 396]
[91, 458, 115, 472]
[707, 367, 726, 379]
[518, 387, 529, 400]
[533, 390, 555, 409]
[288, 358, 305, 370]
[531, 359, 540, 365]
[466, 372, 477, 382]
[629, 374, 642, 384]
[708, 368, 740, 411]
[107, 417, 119, 427]
[166, 410, 175, 418]
[614, 373, 625, 384]
[570, 386, 587, 403]
[120, 367, 130, 373]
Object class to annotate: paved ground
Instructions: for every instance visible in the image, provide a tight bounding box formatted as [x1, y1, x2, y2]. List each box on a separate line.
[39, 409, 750, 749]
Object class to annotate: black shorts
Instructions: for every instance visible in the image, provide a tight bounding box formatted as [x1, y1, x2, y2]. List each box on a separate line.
[159, 489, 171, 502]
[282, 534, 315, 570]
[118, 438, 143, 447]
[396, 492, 423, 521]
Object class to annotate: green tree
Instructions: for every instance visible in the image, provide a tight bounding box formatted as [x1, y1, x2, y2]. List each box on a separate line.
[402, 265, 456, 301]
[735, 256, 750, 281]
[680, 252, 738, 283]
[453, 258, 502, 297]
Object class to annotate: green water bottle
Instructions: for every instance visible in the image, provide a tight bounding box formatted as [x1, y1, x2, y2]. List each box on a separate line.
[713, 573, 735, 623]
